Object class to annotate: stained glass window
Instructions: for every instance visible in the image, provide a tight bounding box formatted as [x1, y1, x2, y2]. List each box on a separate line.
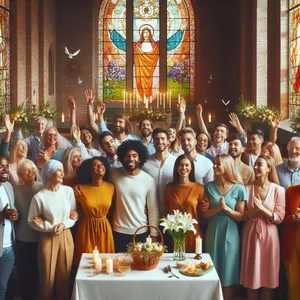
[167, 0, 195, 102]
[98, 0, 126, 102]
[98, 0, 195, 102]
[0, 0, 10, 112]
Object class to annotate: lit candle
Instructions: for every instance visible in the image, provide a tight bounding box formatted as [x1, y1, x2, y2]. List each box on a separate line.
[145, 99, 148, 109]
[195, 236, 202, 254]
[178, 93, 181, 104]
[123, 92, 126, 110]
[208, 112, 212, 123]
[188, 117, 191, 126]
[93, 246, 99, 263]
[160, 93, 162, 106]
[106, 257, 113, 274]
[123, 91, 126, 103]
[146, 235, 152, 246]
[130, 93, 132, 109]
[163, 93, 166, 109]
[144, 94, 146, 104]
[61, 112, 65, 123]
[32, 90, 37, 106]
[136, 90, 138, 108]
[150, 96, 152, 104]
[95, 257, 102, 271]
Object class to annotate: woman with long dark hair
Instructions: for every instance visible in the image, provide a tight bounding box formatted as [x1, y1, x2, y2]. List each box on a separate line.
[163, 154, 207, 252]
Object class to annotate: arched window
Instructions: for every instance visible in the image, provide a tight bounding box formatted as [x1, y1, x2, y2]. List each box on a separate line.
[98, 0, 195, 105]
[289, 0, 300, 117]
[0, 0, 10, 112]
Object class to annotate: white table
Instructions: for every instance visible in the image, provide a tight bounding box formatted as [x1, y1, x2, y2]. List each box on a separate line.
[72, 253, 223, 300]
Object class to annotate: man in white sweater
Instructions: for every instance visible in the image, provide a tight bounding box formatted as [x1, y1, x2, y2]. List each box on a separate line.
[111, 140, 159, 253]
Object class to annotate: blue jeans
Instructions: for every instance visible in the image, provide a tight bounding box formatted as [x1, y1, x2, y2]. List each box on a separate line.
[0, 246, 15, 300]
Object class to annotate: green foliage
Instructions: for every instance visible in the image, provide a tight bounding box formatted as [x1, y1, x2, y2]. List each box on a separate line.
[290, 109, 300, 136]
[125, 110, 170, 123]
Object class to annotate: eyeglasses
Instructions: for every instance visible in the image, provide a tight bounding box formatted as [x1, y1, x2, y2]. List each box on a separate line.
[18, 144, 28, 149]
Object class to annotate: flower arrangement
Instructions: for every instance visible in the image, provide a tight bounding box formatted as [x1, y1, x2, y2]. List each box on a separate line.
[126, 110, 170, 123]
[36, 103, 59, 120]
[160, 210, 198, 261]
[236, 99, 279, 125]
[8, 103, 33, 129]
[290, 108, 300, 136]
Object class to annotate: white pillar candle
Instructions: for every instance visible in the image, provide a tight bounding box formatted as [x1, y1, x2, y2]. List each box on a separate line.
[160, 93, 162, 106]
[146, 235, 152, 246]
[95, 257, 102, 271]
[163, 93, 166, 109]
[129, 93, 132, 109]
[93, 247, 99, 263]
[144, 94, 146, 104]
[123, 92, 126, 109]
[145, 99, 148, 109]
[208, 112, 212, 123]
[32, 90, 37, 106]
[61, 112, 65, 123]
[106, 258, 113, 274]
[195, 236, 202, 254]
[188, 117, 191, 126]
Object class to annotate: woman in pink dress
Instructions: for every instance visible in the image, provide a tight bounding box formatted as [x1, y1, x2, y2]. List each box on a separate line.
[240, 155, 285, 300]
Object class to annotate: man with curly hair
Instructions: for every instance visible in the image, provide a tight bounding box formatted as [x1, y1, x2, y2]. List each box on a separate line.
[110, 140, 159, 252]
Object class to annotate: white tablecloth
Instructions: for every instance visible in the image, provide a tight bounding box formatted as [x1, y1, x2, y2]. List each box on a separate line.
[72, 253, 223, 300]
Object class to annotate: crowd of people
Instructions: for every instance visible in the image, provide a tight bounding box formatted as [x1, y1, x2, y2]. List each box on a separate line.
[0, 89, 299, 300]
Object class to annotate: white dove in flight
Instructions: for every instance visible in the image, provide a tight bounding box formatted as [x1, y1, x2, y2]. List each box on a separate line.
[78, 77, 83, 85]
[65, 47, 80, 59]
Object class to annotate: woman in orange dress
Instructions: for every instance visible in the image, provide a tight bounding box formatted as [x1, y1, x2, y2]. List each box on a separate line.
[163, 154, 207, 252]
[74, 157, 115, 265]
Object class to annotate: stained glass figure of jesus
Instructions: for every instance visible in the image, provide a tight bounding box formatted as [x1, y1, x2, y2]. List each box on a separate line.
[109, 24, 184, 100]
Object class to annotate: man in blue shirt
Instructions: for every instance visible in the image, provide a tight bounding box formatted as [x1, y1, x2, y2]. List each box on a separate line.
[276, 137, 300, 190]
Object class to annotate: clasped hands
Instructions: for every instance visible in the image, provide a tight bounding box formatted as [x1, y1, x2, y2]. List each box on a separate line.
[32, 209, 78, 235]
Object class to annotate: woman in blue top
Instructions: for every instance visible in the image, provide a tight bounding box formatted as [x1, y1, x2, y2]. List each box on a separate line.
[202, 154, 247, 300]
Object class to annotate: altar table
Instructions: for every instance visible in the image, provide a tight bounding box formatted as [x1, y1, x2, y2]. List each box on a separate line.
[72, 253, 223, 300]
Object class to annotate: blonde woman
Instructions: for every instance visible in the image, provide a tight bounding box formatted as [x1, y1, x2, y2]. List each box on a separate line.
[14, 159, 44, 300]
[261, 142, 283, 165]
[167, 127, 183, 157]
[202, 154, 247, 300]
[240, 155, 285, 300]
[62, 147, 82, 187]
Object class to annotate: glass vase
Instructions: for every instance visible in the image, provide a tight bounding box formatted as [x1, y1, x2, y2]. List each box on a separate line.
[173, 237, 186, 261]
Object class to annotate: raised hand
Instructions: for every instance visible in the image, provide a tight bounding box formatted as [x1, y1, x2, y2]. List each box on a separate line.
[229, 113, 241, 129]
[196, 104, 203, 117]
[271, 114, 283, 129]
[72, 125, 81, 143]
[97, 102, 106, 117]
[85, 89, 95, 106]
[67, 96, 76, 110]
[4, 114, 14, 132]
[176, 98, 186, 115]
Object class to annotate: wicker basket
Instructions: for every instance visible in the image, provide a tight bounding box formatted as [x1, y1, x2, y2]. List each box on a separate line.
[131, 225, 164, 271]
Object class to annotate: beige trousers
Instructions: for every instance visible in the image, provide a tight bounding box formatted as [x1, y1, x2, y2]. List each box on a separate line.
[38, 229, 74, 300]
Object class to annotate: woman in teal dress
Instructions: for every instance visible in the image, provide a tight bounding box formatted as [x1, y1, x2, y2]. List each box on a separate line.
[203, 154, 247, 300]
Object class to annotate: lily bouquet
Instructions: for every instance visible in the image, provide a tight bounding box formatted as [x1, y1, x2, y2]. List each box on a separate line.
[160, 210, 197, 260]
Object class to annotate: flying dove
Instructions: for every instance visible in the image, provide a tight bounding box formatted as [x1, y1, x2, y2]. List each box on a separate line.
[65, 47, 80, 59]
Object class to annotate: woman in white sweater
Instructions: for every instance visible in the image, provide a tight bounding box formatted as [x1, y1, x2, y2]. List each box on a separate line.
[28, 159, 77, 300]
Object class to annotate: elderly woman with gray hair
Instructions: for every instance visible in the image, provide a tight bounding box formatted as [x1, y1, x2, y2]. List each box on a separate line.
[28, 159, 77, 300]
[14, 159, 44, 300]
